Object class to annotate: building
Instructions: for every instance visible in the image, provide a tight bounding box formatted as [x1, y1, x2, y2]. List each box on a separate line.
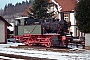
[21, 0, 84, 37]
[0, 16, 11, 43]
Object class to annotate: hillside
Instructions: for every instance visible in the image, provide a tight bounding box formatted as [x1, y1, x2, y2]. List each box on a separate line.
[0, 0, 33, 23]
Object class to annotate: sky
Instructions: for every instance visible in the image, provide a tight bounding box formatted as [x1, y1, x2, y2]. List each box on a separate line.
[0, 0, 29, 9]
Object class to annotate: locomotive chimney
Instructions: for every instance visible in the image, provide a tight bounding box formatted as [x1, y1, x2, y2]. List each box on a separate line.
[60, 12, 64, 20]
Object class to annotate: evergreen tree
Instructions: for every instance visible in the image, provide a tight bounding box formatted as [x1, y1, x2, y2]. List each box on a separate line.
[75, 0, 90, 33]
[28, 0, 55, 21]
[3, 0, 33, 15]
[4, 4, 8, 12]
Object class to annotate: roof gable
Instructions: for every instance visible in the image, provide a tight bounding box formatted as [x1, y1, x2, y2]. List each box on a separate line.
[55, 0, 77, 12]
[22, 0, 54, 17]
[22, 0, 77, 16]
[22, 5, 32, 17]
[0, 16, 11, 26]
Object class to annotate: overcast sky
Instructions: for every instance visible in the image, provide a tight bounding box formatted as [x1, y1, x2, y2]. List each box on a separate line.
[0, 0, 29, 9]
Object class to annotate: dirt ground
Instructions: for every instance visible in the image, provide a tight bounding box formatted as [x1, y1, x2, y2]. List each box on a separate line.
[0, 45, 86, 60]
[1, 45, 59, 60]
[10, 45, 71, 52]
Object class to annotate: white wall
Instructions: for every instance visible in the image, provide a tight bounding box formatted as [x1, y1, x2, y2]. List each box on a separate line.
[52, 0, 62, 20]
[7, 23, 14, 31]
[0, 20, 5, 42]
[70, 13, 76, 36]
[85, 34, 90, 46]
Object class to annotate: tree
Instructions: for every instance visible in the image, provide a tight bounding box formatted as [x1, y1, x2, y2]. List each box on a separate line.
[28, 0, 55, 21]
[75, 0, 90, 33]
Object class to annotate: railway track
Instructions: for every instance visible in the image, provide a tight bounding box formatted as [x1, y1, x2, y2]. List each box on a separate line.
[0, 44, 85, 60]
[0, 53, 56, 60]
[0, 45, 64, 60]
[0, 45, 70, 60]
[0, 55, 24, 60]
[10, 45, 71, 52]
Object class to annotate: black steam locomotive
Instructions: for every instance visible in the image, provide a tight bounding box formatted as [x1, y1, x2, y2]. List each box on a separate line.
[14, 17, 71, 47]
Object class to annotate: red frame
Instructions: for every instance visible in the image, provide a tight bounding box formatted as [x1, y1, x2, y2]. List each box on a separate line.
[15, 34, 60, 47]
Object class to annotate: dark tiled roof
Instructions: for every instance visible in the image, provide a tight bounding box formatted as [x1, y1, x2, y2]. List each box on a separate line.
[0, 16, 12, 26]
[49, 0, 52, 3]
[22, 5, 32, 17]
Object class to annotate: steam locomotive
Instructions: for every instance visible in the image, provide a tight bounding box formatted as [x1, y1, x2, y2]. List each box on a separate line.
[14, 17, 71, 47]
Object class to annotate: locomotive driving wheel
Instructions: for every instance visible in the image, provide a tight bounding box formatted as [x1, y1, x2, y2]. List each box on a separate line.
[27, 43, 32, 46]
[45, 42, 52, 47]
[26, 39, 32, 46]
[45, 38, 52, 47]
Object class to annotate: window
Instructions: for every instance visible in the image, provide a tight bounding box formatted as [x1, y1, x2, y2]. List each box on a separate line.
[64, 13, 70, 22]
[64, 15, 69, 22]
